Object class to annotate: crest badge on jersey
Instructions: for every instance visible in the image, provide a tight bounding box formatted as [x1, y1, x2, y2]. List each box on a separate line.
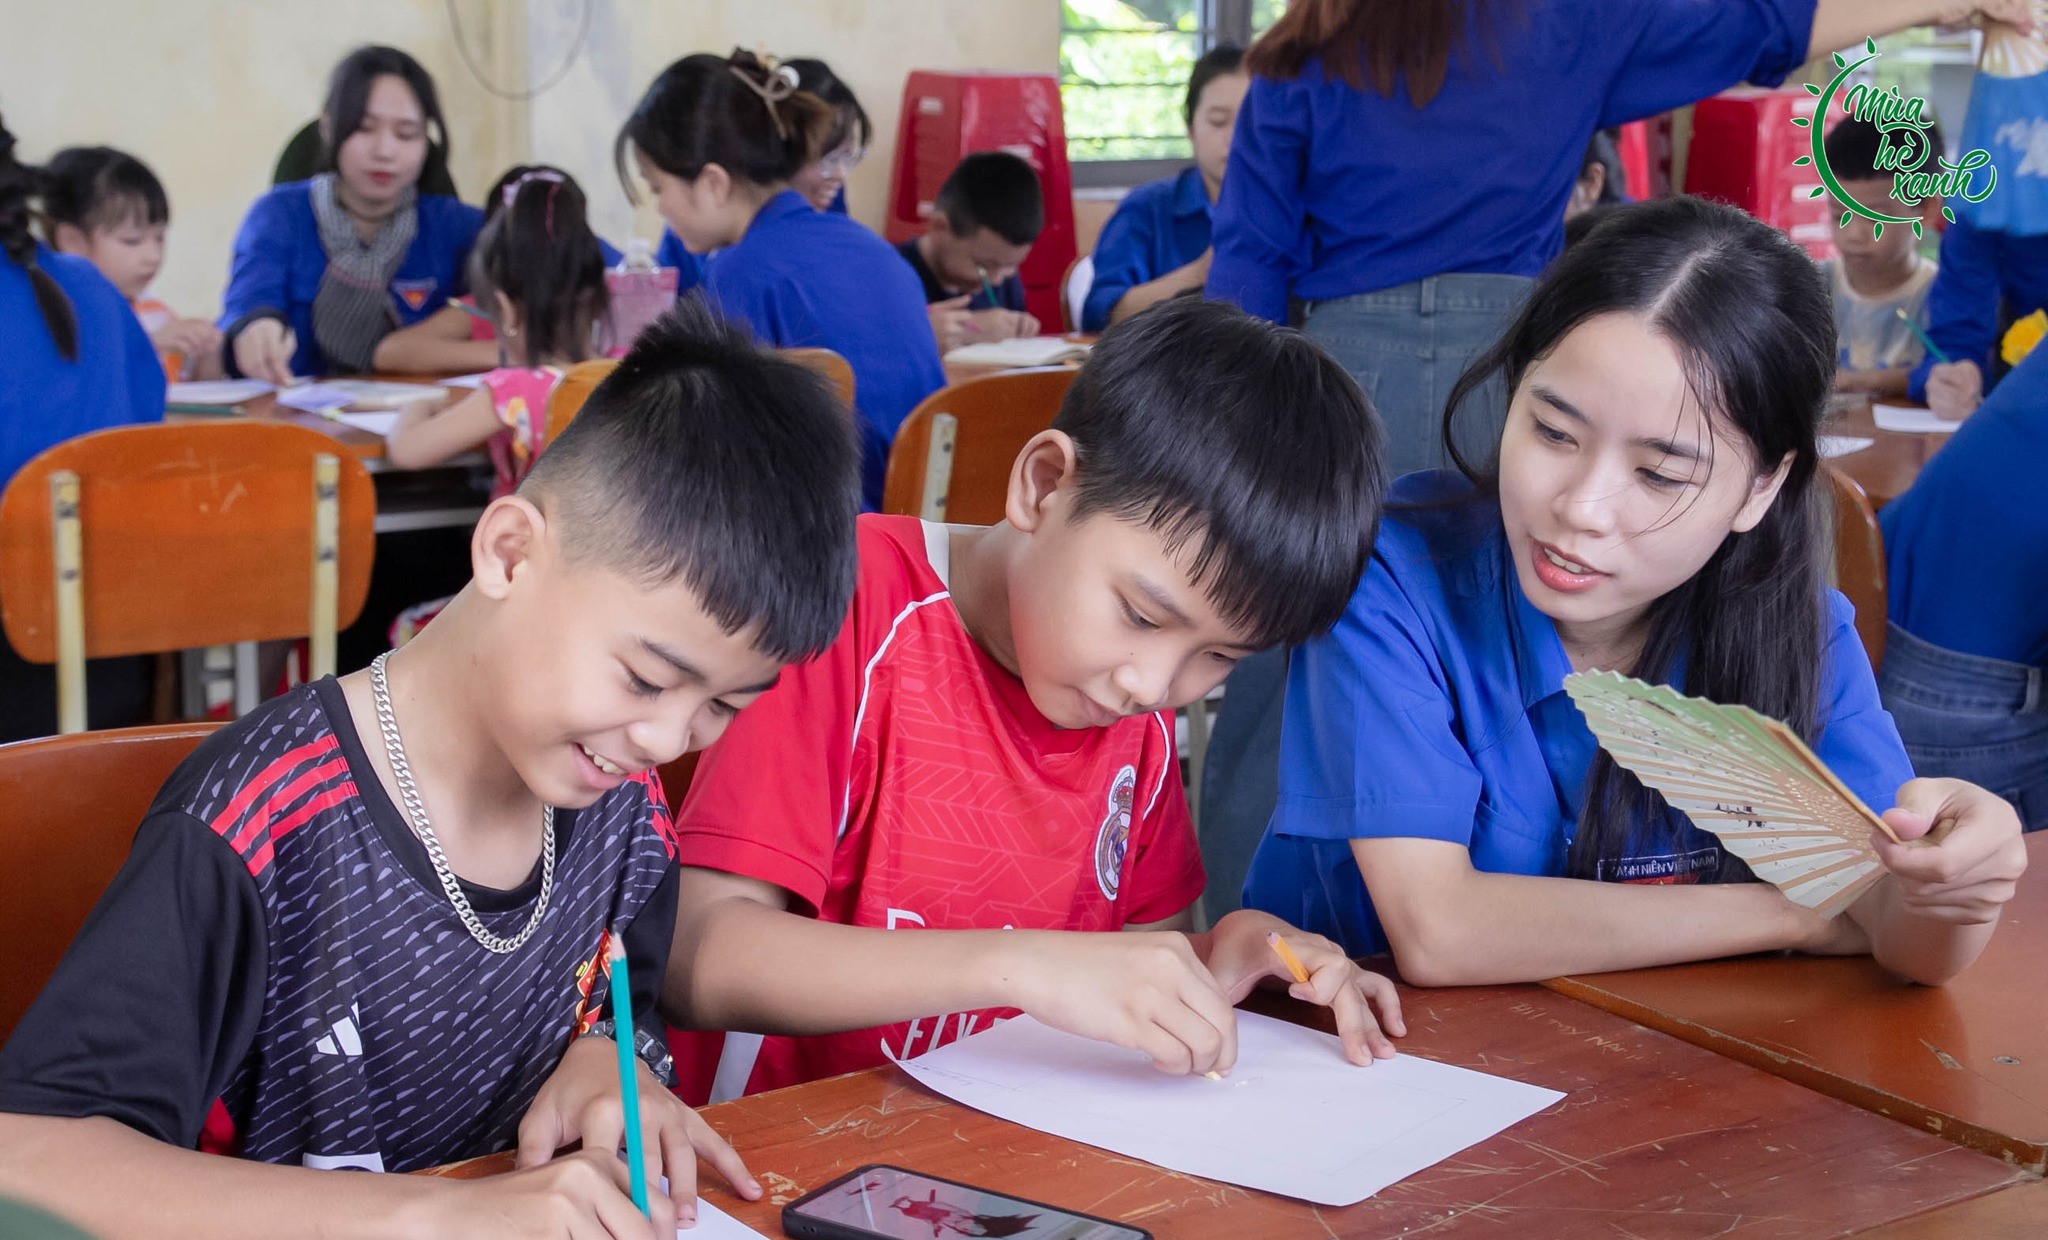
[1093, 764, 1137, 901]
[391, 277, 438, 313]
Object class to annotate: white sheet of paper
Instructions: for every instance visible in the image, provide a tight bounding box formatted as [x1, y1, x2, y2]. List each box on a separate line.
[1873, 404, 1966, 434]
[327, 411, 403, 436]
[442, 371, 492, 389]
[275, 384, 360, 414]
[320, 378, 450, 408]
[1818, 434, 1875, 458]
[656, 1178, 768, 1238]
[167, 379, 274, 405]
[897, 1013, 1563, 1207]
[944, 336, 1089, 367]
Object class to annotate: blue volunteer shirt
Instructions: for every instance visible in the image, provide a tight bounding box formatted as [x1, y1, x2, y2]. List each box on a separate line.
[652, 229, 708, 297]
[1906, 218, 2048, 402]
[1, 245, 164, 485]
[1884, 343, 2048, 666]
[1242, 471, 1915, 957]
[1208, 0, 1817, 322]
[1082, 166, 1213, 332]
[704, 190, 945, 509]
[218, 181, 483, 377]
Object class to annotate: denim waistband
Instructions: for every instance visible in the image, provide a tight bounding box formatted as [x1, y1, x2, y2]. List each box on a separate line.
[1307, 273, 1533, 317]
[1885, 623, 2044, 714]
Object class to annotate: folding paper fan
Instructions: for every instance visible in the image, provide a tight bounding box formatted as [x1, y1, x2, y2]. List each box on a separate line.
[1979, 3, 2048, 80]
[1563, 671, 1901, 917]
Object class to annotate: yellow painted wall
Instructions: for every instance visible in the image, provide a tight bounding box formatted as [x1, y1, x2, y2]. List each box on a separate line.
[0, 0, 1058, 318]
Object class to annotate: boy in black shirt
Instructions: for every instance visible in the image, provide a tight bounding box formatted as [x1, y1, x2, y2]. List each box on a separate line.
[898, 151, 1045, 351]
[0, 300, 860, 1239]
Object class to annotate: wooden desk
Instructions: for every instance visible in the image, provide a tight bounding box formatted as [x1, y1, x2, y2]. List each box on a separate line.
[1547, 833, 2048, 1171]
[168, 374, 469, 463]
[1858, 1178, 2048, 1238]
[1824, 400, 1956, 508]
[431, 984, 2021, 1237]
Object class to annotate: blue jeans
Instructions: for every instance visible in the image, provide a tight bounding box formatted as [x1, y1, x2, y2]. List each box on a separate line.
[1197, 275, 1529, 922]
[1300, 273, 1532, 478]
[1878, 623, 2048, 832]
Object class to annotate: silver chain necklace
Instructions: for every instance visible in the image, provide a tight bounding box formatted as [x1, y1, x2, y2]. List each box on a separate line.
[370, 652, 555, 954]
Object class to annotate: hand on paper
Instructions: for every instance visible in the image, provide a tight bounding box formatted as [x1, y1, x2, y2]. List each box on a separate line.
[1198, 910, 1405, 1065]
[967, 307, 1041, 340]
[515, 1032, 761, 1228]
[1009, 929, 1240, 1076]
[928, 294, 980, 352]
[232, 317, 297, 386]
[1875, 777, 2028, 925]
[422, 1147, 684, 1240]
[1924, 360, 1982, 421]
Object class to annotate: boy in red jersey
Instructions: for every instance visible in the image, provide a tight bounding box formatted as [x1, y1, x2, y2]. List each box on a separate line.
[661, 298, 1404, 1102]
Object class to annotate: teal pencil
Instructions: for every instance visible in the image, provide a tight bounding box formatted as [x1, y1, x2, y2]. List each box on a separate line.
[1896, 308, 1951, 365]
[977, 264, 1000, 308]
[606, 937, 652, 1217]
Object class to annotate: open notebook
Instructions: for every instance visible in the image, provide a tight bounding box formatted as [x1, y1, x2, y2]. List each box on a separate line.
[944, 336, 1092, 368]
[1563, 671, 1901, 916]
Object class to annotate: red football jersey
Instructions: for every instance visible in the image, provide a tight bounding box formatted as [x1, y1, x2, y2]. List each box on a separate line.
[672, 515, 1205, 1101]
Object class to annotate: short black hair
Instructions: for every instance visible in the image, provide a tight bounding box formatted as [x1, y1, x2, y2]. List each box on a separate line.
[42, 146, 169, 233]
[319, 46, 450, 173]
[520, 296, 860, 661]
[1185, 45, 1245, 126]
[786, 58, 871, 154]
[934, 152, 1043, 247]
[1824, 114, 1945, 182]
[1053, 298, 1387, 649]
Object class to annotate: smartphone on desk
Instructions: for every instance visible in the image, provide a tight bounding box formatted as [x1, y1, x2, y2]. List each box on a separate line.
[783, 1164, 1153, 1240]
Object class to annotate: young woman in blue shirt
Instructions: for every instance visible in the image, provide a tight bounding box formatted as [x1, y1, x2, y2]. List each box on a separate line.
[219, 46, 483, 382]
[619, 50, 943, 510]
[1243, 198, 2028, 987]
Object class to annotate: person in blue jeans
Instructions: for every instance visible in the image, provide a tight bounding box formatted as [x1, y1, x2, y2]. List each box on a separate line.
[1241, 198, 2027, 985]
[1195, 0, 2030, 923]
[1879, 343, 2048, 831]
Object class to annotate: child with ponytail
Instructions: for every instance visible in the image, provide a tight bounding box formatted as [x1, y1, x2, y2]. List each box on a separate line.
[619, 49, 943, 509]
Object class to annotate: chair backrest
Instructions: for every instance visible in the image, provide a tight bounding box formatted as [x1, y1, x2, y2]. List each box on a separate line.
[881, 367, 1078, 525]
[0, 423, 375, 731]
[545, 358, 623, 445]
[782, 347, 858, 409]
[0, 722, 219, 1041]
[1825, 464, 1888, 670]
[1061, 253, 1095, 333]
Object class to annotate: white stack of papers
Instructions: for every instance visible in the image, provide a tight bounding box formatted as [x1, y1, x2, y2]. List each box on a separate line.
[167, 379, 274, 406]
[1873, 404, 1965, 434]
[898, 1013, 1562, 1206]
[945, 336, 1091, 368]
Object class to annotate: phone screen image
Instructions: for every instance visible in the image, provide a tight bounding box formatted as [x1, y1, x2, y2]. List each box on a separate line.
[787, 1165, 1149, 1240]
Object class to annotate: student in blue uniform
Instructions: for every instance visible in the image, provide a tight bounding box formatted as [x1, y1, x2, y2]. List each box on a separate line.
[219, 46, 483, 382]
[1242, 198, 2029, 987]
[1880, 344, 2048, 831]
[0, 115, 163, 739]
[787, 58, 869, 215]
[1082, 46, 1248, 332]
[896, 152, 1043, 352]
[620, 49, 944, 510]
[1907, 217, 2048, 418]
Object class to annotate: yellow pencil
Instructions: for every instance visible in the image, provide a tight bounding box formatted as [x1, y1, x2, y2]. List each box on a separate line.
[1267, 931, 1311, 985]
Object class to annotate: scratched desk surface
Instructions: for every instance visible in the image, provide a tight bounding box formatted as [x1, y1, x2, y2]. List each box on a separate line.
[1547, 832, 2048, 1172]
[433, 983, 2022, 1237]
[1856, 1177, 2048, 1239]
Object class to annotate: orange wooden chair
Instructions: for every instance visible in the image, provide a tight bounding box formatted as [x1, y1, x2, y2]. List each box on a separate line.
[544, 358, 623, 444]
[881, 367, 1078, 524]
[783, 347, 857, 409]
[0, 722, 219, 1040]
[1825, 463, 1888, 671]
[0, 423, 376, 733]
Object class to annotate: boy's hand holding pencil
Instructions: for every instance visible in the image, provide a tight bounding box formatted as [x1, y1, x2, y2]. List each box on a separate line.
[516, 941, 762, 1232]
[1193, 910, 1406, 1067]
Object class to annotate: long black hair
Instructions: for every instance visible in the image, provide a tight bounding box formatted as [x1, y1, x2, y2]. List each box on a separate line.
[471, 166, 608, 365]
[1442, 196, 1835, 882]
[617, 50, 835, 194]
[0, 114, 78, 360]
[319, 45, 449, 174]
